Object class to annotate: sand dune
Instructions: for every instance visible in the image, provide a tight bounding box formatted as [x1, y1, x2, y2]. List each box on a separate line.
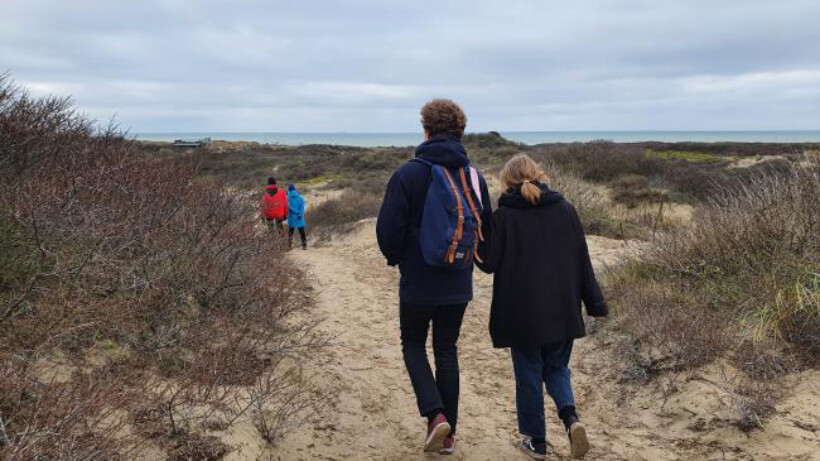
[255, 219, 819, 461]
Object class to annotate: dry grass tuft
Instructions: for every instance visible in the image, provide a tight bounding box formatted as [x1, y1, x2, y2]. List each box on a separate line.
[606, 156, 819, 427]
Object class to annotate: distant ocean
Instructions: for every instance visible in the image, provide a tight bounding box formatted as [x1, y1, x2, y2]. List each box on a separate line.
[135, 131, 820, 147]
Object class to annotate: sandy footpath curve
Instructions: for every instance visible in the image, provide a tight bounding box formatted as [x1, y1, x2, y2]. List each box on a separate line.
[265, 219, 818, 461]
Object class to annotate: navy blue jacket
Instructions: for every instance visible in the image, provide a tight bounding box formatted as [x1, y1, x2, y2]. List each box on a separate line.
[376, 135, 492, 305]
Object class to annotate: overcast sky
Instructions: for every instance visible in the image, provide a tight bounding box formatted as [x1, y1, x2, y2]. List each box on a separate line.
[2, 0, 819, 132]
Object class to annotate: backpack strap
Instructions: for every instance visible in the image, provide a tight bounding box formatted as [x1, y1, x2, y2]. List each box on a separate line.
[458, 167, 483, 242]
[469, 167, 483, 208]
[458, 167, 485, 264]
[441, 168, 465, 265]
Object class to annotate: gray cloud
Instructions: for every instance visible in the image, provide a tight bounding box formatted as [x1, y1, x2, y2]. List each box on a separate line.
[2, 0, 819, 131]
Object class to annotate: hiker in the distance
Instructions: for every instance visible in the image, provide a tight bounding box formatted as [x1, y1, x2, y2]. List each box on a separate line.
[377, 99, 492, 455]
[286, 184, 308, 250]
[477, 154, 608, 460]
[261, 177, 288, 235]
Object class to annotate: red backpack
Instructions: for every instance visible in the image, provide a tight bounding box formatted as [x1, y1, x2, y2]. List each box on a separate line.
[261, 186, 288, 219]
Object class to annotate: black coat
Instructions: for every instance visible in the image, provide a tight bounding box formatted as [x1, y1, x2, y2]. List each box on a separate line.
[477, 183, 608, 348]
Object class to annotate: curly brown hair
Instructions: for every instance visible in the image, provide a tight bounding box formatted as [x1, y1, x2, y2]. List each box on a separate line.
[420, 99, 467, 139]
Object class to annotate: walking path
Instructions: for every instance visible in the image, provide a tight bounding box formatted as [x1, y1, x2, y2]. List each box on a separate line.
[265, 219, 819, 461]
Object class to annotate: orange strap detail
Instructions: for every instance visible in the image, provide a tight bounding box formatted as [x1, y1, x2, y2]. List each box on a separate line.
[458, 167, 484, 242]
[442, 168, 465, 264]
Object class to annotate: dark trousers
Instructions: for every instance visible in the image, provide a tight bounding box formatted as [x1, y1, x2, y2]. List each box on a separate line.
[264, 217, 285, 235]
[288, 226, 307, 248]
[400, 301, 467, 434]
[511, 340, 576, 439]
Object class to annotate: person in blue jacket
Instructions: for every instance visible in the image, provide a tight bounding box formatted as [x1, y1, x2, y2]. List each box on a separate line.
[376, 99, 492, 454]
[286, 184, 307, 250]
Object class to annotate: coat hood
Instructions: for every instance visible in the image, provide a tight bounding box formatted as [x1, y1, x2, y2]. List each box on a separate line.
[415, 134, 470, 168]
[287, 189, 303, 200]
[266, 185, 279, 196]
[498, 182, 564, 209]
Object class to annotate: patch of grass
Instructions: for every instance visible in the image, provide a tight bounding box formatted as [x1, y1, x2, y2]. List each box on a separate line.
[646, 149, 728, 163]
[549, 169, 645, 240]
[307, 189, 382, 239]
[301, 173, 343, 185]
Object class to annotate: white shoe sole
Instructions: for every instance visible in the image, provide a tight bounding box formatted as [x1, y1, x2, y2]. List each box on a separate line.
[569, 422, 590, 459]
[516, 440, 547, 460]
[423, 421, 451, 452]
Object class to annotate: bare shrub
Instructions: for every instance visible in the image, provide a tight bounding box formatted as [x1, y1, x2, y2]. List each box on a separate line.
[534, 141, 665, 184]
[547, 166, 644, 239]
[607, 156, 819, 426]
[733, 379, 779, 432]
[308, 189, 382, 238]
[0, 76, 325, 458]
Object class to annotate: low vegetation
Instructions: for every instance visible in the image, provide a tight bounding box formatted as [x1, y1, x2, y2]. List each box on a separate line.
[606, 157, 819, 428]
[0, 77, 325, 459]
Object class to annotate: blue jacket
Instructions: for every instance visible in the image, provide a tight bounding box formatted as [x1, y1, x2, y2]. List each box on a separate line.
[287, 190, 306, 228]
[376, 135, 492, 305]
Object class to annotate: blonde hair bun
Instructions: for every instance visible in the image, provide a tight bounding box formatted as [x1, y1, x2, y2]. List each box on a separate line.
[500, 154, 547, 205]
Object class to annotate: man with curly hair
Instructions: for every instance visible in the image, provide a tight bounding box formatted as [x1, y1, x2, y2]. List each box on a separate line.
[377, 99, 492, 454]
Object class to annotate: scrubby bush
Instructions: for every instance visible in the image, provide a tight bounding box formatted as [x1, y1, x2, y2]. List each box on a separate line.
[0, 76, 324, 459]
[548, 169, 644, 239]
[307, 189, 383, 239]
[607, 156, 819, 425]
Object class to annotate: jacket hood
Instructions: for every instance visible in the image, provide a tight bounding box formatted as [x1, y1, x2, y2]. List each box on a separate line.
[498, 182, 564, 209]
[415, 134, 470, 168]
[287, 190, 302, 199]
[266, 185, 279, 195]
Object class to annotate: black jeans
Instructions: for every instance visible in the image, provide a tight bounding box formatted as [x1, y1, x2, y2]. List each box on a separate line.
[263, 217, 285, 235]
[400, 301, 467, 433]
[288, 226, 307, 248]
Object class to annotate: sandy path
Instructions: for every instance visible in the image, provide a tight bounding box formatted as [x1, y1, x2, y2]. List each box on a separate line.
[268, 219, 819, 461]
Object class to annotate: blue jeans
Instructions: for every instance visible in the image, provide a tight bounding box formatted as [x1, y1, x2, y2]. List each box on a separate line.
[400, 302, 467, 433]
[511, 340, 576, 439]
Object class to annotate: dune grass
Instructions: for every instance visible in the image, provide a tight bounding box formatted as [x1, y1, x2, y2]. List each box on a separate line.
[645, 149, 729, 163]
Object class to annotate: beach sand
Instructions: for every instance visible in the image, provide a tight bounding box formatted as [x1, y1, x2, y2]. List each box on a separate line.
[226, 219, 820, 461]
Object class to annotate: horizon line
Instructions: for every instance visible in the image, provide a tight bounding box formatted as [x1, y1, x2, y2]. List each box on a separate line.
[134, 129, 820, 134]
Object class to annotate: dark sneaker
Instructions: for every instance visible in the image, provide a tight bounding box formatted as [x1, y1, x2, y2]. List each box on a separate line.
[439, 435, 455, 455]
[516, 437, 547, 460]
[567, 420, 590, 459]
[423, 413, 450, 452]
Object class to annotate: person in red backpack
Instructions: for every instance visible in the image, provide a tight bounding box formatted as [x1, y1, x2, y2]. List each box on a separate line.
[261, 177, 288, 234]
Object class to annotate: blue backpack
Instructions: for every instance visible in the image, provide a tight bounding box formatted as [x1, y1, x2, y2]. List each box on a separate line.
[412, 158, 485, 270]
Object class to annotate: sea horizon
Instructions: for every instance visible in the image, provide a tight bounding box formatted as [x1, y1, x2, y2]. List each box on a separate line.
[135, 130, 820, 147]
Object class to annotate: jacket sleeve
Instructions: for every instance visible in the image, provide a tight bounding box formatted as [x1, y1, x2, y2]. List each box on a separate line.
[299, 198, 305, 218]
[475, 173, 497, 273]
[478, 174, 493, 236]
[570, 205, 608, 317]
[376, 169, 410, 266]
[477, 209, 504, 274]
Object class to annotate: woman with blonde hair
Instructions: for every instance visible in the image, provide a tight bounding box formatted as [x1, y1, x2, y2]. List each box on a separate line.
[478, 154, 608, 459]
